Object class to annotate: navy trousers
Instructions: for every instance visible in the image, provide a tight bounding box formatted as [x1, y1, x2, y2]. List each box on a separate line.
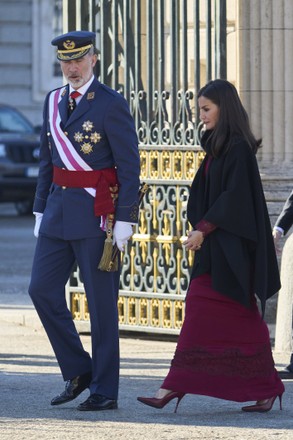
[29, 234, 120, 399]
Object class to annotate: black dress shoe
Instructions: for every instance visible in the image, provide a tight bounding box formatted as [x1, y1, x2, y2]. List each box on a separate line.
[77, 394, 118, 411]
[278, 364, 293, 379]
[51, 371, 92, 406]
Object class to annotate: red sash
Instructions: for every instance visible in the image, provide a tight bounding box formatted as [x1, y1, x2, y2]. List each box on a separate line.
[53, 166, 119, 216]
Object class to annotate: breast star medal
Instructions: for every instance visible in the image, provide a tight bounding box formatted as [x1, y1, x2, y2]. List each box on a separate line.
[82, 120, 94, 132]
[80, 142, 93, 154]
[74, 132, 84, 142]
[90, 132, 102, 143]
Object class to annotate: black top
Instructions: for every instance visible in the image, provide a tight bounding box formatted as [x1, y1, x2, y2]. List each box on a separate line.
[187, 135, 280, 314]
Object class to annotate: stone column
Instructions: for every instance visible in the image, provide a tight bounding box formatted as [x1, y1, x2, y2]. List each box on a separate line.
[260, 0, 273, 161]
[238, 0, 293, 168]
[284, 0, 293, 162]
[272, 0, 285, 161]
[238, 1, 262, 147]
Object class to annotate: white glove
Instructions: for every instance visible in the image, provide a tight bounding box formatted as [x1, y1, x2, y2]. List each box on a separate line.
[33, 212, 43, 238]
[113, 221, 133, 251]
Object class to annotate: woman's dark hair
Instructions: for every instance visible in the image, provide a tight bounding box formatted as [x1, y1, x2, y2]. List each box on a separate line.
[197, 79, 262, 157]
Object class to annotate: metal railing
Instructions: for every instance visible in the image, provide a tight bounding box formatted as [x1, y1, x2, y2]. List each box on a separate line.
[64, 0, 227, 334]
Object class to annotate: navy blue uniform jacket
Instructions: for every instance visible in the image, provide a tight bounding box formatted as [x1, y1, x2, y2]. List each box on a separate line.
[33, 78, 140, 240]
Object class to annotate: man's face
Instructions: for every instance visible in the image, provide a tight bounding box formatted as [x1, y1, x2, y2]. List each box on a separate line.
[60, 52, 97, 89]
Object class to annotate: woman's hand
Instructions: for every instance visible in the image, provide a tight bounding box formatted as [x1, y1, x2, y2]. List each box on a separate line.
[183, 230, 204, 251]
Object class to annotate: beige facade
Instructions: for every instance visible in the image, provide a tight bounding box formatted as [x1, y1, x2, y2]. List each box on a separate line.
[238, 0, 293, 169]
[0, 0, 291, 170]
[0, 0, 61, 125]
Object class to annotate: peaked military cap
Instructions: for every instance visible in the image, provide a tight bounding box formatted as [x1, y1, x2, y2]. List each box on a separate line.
[51, 30, 96, 61]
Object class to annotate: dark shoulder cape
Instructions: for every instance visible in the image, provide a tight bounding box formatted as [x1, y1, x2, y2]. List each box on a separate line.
[187, 139, 280, 314]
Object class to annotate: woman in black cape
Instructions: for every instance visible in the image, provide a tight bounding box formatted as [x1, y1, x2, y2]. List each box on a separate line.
[137, 79, 284, 414]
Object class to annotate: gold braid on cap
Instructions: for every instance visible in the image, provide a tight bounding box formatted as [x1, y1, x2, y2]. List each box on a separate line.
[57, 44, 93, 60]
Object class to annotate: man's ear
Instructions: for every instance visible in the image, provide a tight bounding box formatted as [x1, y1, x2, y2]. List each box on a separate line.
[92, 54, 98, 67]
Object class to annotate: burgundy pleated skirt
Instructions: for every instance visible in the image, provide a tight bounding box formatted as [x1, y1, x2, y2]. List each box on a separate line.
[162, 274, 284, 402]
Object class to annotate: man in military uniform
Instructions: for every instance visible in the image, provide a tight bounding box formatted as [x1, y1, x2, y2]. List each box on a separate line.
[29, 31, 140, 411]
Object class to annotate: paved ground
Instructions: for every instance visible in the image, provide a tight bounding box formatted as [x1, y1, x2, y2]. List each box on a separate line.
[0, 203, 292, 439]
[0, 305, 292, 440]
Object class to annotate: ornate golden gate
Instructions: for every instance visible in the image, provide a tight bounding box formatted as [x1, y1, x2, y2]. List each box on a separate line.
[64, 0, 227, 335]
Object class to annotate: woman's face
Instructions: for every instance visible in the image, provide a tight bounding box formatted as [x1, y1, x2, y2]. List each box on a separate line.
[198, 96, 220, 130]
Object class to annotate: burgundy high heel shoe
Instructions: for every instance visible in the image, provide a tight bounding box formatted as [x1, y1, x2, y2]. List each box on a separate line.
[241, 393, 283, 413]
[137, 391, 185, 413]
